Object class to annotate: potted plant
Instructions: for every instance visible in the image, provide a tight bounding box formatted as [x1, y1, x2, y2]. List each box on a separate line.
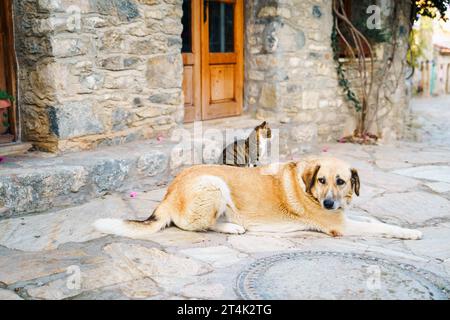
[0, 90, 14, 135]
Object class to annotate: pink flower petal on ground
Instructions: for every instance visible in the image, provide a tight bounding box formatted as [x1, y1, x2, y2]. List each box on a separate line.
[156, 134, 164, 143]
[322, 147, 329, 152]
[130, 192, 138, 198]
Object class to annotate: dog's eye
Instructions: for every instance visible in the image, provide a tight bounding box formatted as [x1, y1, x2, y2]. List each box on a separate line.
[318, 178, 326, 184]
[336, 178, 346, 186]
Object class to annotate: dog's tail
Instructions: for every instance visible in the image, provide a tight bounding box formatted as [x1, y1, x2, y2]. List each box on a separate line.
[93, 205, 171, 239]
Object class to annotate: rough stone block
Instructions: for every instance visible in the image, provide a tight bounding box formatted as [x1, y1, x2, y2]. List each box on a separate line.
[48, 101, 104, 139]
[137, 151, 168, 177]
[0, 166, 88, 216]
[88, 159, 132, 194]
[290, 123, 318, 143]
[146, 54, 182, 89]
[259, 83, 278, 109]
[51, 37, 87, 57]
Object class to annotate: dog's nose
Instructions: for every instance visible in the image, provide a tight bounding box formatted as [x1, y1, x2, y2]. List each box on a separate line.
[323, 199, 334, 210]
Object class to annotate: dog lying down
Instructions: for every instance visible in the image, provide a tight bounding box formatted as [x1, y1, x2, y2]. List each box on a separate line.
[94, 157, 422, 240]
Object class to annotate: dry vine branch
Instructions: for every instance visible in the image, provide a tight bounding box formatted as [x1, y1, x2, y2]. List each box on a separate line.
[332, 0, 375, 140]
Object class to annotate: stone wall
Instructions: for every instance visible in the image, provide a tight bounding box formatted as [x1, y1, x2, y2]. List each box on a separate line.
[245, 0, 349, 146]
[12, 0, 412, 153]
[14, 0, 184, 152]
[244, 0, 412, 145]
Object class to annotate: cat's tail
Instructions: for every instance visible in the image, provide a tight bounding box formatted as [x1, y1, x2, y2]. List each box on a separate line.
[93, 205, 171, 239]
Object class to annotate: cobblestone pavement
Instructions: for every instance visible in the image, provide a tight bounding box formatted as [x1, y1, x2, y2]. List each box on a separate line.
[1, 97, 450, 300]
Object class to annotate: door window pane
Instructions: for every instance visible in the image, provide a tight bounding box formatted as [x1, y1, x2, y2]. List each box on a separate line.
[181, 0, 192, 53]
[209, 1, 234, 53]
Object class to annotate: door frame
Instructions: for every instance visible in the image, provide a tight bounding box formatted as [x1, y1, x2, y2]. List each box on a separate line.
[182, 0, 244, 123]
[0, 0, 18, 144]
[182, 0, 202, 122]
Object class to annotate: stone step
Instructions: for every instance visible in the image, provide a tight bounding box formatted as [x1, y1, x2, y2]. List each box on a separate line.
[0, 139, 176, 218]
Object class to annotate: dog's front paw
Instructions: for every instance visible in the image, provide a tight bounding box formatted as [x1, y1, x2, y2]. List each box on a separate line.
[406, 229, 423, 240]
[396, 229, 423, 240]
[211, 222, 246, 235]
[227, 224, 246, 234]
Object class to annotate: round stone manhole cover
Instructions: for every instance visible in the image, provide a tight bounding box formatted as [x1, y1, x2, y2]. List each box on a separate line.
[236, 251, 450, 300]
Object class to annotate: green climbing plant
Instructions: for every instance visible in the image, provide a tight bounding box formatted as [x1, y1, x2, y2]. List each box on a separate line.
[0, 90, 14, 102]
[412, 0, 450, 22]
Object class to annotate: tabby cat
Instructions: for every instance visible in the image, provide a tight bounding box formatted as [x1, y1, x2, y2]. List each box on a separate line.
[218, 121, 272, 167]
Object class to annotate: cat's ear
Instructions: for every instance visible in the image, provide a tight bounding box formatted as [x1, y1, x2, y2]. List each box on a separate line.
[261, 121, 267, 127]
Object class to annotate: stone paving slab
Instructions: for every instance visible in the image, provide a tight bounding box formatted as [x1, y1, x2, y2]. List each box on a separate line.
[0, 196, 130, 251]
[227, 235, 296, 253]
[361, 191, 450, 226]
[0, 248, 89, 285]
[404, 226, 450, 261]
[393, 166, 450, 184]
[374, 148, 450, 165]
[25, 243, 213, 300]
[358, 169, 421, 193]
[179, 246, 248, 268]
[0, 288, 23, 300]
[424, 182, 450, 194]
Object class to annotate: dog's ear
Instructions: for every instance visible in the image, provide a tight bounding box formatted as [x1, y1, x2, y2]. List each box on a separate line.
[302, 164, 321, 194]
[350, 168, 360, 196]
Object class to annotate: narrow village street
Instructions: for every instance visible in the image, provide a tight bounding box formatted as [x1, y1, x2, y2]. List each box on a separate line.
[1, 96, 450, 300]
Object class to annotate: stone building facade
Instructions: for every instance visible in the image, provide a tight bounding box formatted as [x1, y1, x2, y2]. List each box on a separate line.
[245, 0, 413, 143]
[410, 19, 450, 97]
[13, 0, 185, 152]
[8, 0, 412, 153]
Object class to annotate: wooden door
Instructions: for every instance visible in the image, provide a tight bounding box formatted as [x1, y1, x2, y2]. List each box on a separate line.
[201, 0, 243, 120]
[182, 0, 243, 122]
[0, 0, 17, 143]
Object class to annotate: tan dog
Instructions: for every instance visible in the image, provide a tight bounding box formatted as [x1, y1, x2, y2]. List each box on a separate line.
[94, 157, 422, 240]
